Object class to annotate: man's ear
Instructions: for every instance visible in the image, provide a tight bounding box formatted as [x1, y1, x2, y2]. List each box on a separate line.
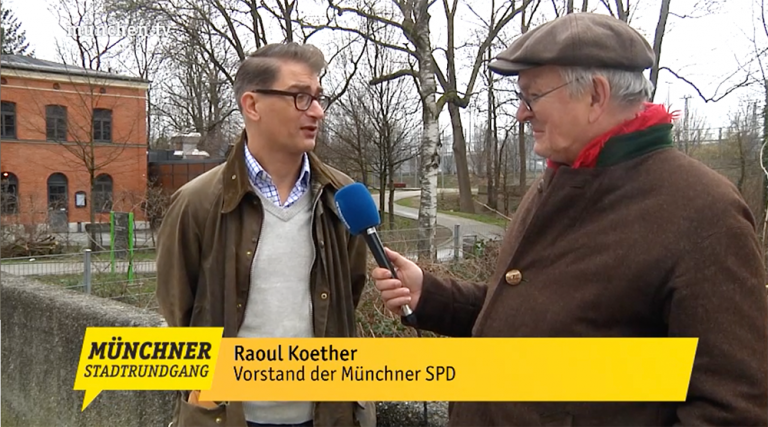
[241, 92, 260, 122]
[588, 76, 611, 123]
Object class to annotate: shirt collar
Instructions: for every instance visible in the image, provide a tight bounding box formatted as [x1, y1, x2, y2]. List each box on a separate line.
[243, 143, 311, 188]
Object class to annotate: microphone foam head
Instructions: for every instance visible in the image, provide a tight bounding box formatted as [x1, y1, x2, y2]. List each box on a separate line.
[334, 182, 381, 235]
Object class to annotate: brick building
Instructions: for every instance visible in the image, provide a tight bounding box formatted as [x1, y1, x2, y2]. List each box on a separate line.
[0, 55, 149, 232]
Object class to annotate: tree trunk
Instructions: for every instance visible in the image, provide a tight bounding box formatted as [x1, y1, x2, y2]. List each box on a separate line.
[485, 124, 495, 209]
[517, 6, 530, 194]
[388, 164, 396, 231]
[442, 0, 473, 214]
[649, 0, 671, 101]
[762, 80, 768, 237]
[146, 90, 152, 147]
[415, 0, 439, 262]
[502, 149, 510, 216]
[89, 169, 97, 251]
[490, 86, 501, 210]
[737, 133, 746, 194]
[379, 170, 387, 227]
[485, 47, 497, 210]
[518, 121, 527, 192]
[447, 102, 474, 213]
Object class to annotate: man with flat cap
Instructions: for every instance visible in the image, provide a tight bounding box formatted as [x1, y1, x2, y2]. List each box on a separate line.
[371, 12, 768, 426]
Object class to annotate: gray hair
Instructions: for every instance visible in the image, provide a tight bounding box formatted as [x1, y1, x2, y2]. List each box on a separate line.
[558, 66, 654, 107]
[233, 42, 327, 111]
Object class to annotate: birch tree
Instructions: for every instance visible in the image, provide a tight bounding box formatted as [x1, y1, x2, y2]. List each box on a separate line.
[321, 0, 441, 260]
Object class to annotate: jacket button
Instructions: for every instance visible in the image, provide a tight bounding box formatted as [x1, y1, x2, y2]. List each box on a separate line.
[505, 269, 522, 285]
[215, 417, 223, 424]
[319, 240, 325, 249]
[537, 181, 544, 192]
[231, 175, 236, 180]
[237, 303, 242, 309]
[320, 292, 328, 300]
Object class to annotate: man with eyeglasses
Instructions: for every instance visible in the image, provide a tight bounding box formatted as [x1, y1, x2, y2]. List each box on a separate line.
[157, 42, 375, 427]
[371, 12, 768, 426]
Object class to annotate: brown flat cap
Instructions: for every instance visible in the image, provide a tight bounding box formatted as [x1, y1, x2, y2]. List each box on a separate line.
[489, 13, 655, 75]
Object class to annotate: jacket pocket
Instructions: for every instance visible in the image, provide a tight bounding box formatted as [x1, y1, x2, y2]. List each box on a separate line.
[173, 394, 230, 427]
[539, 411, 573, 426]
[355, 401, 377, 427]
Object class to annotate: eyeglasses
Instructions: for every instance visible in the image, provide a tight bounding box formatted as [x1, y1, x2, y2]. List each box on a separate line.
[514, 81, 574, 113]
[251, 89, 331, 111]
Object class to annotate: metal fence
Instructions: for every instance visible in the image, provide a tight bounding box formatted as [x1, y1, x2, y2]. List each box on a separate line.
[1, 247, 159, 311]
[1, 225, 501, 313]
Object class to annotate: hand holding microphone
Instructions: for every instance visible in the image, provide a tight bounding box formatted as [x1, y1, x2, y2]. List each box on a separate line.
[334, 183, 424, 326]
[369, 246, 424, 317]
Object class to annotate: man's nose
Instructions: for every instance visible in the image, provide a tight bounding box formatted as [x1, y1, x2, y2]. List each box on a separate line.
[306, 100, 325, 119]
[516, 102, 533, 123]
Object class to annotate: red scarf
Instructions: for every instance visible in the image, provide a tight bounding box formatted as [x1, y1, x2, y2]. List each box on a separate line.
[546, 103, 679, 170]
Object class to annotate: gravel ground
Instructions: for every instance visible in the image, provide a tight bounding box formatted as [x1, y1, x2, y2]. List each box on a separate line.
[376, 401, 449, 427]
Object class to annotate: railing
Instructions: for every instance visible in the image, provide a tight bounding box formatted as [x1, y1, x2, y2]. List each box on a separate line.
[0, 225, 498, 312]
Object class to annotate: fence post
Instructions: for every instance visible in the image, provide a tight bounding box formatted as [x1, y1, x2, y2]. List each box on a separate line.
[83, 248, 92, 294]
[453, 224, 461, 261]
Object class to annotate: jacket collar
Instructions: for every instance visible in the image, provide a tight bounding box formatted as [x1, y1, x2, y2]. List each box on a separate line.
[596, 123, 673, 167]
[221, 131, 339, 214]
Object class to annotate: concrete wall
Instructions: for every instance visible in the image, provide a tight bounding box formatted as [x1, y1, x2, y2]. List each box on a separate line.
[1, 274, 175, 427]
[0, 274, 448, 427]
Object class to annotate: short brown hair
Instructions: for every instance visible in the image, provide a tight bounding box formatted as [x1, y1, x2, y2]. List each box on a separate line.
[233, 42, 327, 111]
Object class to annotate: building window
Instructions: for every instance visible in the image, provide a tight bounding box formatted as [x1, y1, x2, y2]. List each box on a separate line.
[1, 172, 19, 215]
[1, 101, 16, 139]
[93, 174, 113, 212]
[46, 105, 67, 141]
[47, 173, 68, 210]
[93, 108, 112, 142]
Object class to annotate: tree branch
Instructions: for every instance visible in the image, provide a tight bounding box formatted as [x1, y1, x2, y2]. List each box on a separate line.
[370, 68, 418, 85]
[659, 66, 753, 103]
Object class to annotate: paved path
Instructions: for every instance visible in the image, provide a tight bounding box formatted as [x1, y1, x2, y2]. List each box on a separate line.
[374, 189, 507, 243]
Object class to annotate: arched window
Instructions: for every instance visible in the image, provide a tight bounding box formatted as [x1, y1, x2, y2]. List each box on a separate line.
[93, 174, 113, 212]
[1, 172, 19, 214]
[47, 173, 68, 210]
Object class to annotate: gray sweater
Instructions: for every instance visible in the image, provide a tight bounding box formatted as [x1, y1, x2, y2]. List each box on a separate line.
[236, 189, 315, 424]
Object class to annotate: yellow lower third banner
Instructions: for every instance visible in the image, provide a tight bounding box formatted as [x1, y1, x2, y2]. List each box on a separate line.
[74, 327, 698, 410]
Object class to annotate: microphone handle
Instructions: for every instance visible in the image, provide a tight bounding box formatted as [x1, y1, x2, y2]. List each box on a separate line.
[364, 228, 415, 320]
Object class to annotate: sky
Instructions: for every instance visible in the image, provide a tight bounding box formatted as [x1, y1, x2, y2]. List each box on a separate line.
[4, 0, 764, 136]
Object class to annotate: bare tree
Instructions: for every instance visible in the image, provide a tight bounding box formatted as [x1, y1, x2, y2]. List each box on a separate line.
[672, 97, 708, 156]
[109, 9, 168, 147]
[322, 20, 420, 230]
[53, 0, 127, 71]
[435, 0, 535, 214]
[152, 22, 240, 157]
[322, 0, 441, 260]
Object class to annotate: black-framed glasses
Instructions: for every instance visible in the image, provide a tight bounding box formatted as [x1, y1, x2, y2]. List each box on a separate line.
[252, 89, 331, 111]
[514, 81, 574, 113]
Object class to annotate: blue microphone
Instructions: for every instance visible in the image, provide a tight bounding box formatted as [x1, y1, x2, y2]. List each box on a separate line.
[334, 182, 416, 324]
